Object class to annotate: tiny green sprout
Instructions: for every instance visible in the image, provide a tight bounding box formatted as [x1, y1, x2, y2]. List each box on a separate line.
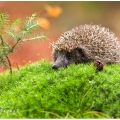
[32, 12, 39, 18]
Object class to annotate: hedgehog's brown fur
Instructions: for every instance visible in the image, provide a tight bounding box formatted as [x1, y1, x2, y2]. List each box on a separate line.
[52, 24, 120, 64]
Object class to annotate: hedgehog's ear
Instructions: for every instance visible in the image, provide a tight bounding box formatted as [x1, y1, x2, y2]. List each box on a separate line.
[77, 48, 86, 58]
[77, 47, 89, 62]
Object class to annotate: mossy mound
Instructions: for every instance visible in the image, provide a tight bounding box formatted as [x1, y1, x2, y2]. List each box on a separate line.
[0, 60, 120, 118]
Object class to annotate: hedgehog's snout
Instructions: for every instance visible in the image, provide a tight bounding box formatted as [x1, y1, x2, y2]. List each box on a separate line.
[52, 51, 68, 69]
[52, 64, 59, 69]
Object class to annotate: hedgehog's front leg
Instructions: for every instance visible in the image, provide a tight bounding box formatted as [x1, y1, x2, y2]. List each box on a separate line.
[93, 60, 104, 71]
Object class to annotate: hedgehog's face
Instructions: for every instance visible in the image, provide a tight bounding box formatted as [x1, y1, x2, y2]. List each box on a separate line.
[52, 48, 87, 69]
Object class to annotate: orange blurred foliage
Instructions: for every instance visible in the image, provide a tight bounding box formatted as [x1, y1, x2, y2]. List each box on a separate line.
[37, 17, 50, 30]
[45, 4, 62, 17]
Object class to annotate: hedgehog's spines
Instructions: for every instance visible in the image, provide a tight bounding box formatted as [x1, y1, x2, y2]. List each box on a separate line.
[52, 24, 120, 63]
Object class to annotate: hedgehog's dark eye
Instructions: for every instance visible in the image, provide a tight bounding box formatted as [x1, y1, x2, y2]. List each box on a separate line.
[66, 52, 72, 60]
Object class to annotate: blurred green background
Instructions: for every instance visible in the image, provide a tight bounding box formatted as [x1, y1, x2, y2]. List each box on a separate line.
[0, 1, 120, 70]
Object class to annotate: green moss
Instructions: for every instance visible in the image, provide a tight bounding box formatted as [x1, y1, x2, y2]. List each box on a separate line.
[0, 60, 120, 118]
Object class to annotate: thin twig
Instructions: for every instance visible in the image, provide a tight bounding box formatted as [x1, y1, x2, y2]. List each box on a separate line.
[0, 35, 12, 74]
[8, 38, 21, 54]
[5, 54, 12, 74]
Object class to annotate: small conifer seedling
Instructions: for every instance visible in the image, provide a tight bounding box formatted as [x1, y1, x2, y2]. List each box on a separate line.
[0, 12, 47, 74]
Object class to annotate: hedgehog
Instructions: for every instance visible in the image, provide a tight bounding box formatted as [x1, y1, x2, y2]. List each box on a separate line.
[51, 24, 120, 69]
